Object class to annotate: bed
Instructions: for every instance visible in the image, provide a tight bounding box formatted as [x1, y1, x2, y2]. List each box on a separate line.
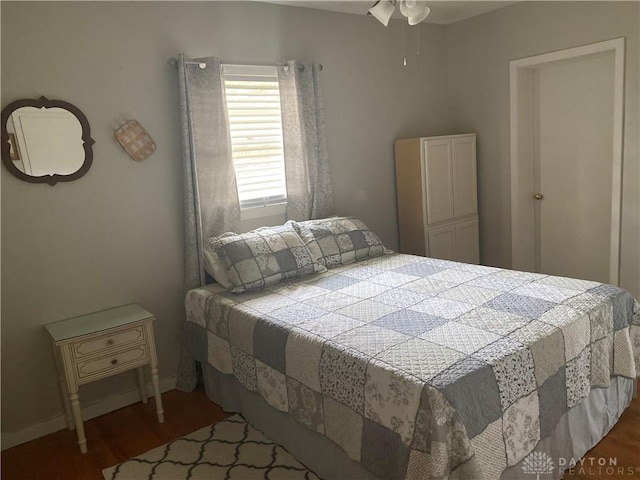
[184, 219, 640, 480]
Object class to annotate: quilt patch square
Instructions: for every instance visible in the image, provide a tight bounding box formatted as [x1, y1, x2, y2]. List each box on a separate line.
[324, 396, 363, 461]
[242, 294, 296, 314]
[379, 338, 465, 381]
[529, 328, 565, 385]
[333, 324, 410, 356]
[320, 343, 369, 414]
[613, 328, 636, 377]
[566, 347, 591, 408]
[286, 377, 325, 434]
[437, 357, 502, 438]
[456, 307, 529, 335]
[393, 262, 444, 278]
[361, 418, 410, 480]
[538, 304, 584, 328]
[538, 275, 600, 292]
[420, 322, 501, 355]
[589, 302, 614, 342]
[307, 274, 359, 291]
[268, 303, 328, 325]
[486, 292, 556, 320]
[467, 274, 530, 292]
[253, 321, 289, 373]
[473, 336, 524, 364]
[337, 282, 392, 299]
[336, 299, 402, 323]
[401, 278, 457, 296]
[427, 269, 484, 284]
[561, 314, 590, 361]
[285, 330, 325, 391]
[364, 359, 422, 444]
[512, 283, 581, 303]
[304, 291, 359, 311]
[537, 366, 567, 439]
[491, 347, 537, 410]
[207, 332, 232, 374]
[470, 419, 507, 480]
[409, 297, 475, 319]
[228, 307, 257, 355]
[300, 313, 365, 339]
[438, 284, 502, 306]
[590, 334, 613, 387]
[230, 345, 257, 391]
[256, 360, 289, 412]
[508, 321, 558, 347]
[373, 289, 425, 309]
[563, 292, 604, 314]
[374, 310, 448, 336]
[368, 271, 418, 287]
[502, 391, 540, 466]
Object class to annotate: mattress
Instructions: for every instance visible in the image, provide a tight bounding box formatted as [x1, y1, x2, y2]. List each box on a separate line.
[184, 253, 640, 480]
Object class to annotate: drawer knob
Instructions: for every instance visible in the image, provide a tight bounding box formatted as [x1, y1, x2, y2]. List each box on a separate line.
[107, 338, 115, 345]
[111, 359, 118, 365]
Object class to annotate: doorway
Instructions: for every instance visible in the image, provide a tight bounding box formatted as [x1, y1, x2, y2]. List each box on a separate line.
[510, 38, 625, 285]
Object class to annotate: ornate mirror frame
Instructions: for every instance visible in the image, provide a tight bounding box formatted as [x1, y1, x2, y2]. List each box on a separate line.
[1, 96, 95, 186]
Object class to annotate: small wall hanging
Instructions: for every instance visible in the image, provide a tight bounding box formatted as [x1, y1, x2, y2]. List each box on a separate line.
[114, 119, 156, 161]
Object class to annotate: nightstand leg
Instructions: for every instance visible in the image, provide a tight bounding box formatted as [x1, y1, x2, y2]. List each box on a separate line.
[52, 344, 74, 430]
[150, 365, 164, 423]
[69, 391, 87, 454]
[136, 367, 148, 404]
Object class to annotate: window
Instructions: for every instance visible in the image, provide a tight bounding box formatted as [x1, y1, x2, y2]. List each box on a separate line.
[223, 65, 287, 210]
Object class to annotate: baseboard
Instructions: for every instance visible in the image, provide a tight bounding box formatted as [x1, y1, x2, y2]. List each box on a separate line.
[1, 375, 177, 451]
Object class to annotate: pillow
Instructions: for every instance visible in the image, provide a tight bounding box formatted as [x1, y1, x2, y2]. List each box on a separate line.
[204, 223, 324, 293]
[293, 216, 389, 268]
[203, 245, 234, 289]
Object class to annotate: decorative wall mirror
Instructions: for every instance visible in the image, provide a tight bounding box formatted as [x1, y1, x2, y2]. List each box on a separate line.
[1, 96, 94, 185]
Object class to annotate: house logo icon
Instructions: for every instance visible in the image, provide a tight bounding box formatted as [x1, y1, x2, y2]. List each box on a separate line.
[522, 451, 555, 479]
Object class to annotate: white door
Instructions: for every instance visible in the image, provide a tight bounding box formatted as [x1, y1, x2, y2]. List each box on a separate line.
[424, 139, 453, 224]
[452, 137, 477, 218]
[455, 218, 480, 265]
[533, 52, 614, 283]
[428, 225, 455, 261]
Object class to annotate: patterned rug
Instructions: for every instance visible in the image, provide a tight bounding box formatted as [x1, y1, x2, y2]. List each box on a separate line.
[102, 414, 320, 479]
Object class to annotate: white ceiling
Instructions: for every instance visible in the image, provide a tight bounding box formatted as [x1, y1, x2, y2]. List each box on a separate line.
[256, 1, 518, 25]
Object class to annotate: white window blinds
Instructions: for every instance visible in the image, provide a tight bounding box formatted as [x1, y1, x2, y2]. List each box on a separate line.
[223, 65, 287, 209]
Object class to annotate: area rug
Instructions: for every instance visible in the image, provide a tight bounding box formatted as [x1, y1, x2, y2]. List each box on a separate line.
[102, 414, 321, 479]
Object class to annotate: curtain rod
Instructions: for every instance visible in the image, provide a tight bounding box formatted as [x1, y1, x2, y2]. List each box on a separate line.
[167, 57, 323, 71]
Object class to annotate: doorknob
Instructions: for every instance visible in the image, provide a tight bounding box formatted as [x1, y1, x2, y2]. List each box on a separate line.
[534, 193, 544, 200]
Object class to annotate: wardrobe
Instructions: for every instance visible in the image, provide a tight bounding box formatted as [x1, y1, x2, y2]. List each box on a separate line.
[395, 133, 479, 264]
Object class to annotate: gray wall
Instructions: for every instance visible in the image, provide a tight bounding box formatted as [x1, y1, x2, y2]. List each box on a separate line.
[446, 1, 640, 298]
[1, 1, 452, 435]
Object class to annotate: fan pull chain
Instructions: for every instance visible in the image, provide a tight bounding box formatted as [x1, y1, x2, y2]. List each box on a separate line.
[402, 21, 407, 66]
[417, 25, 421, 55]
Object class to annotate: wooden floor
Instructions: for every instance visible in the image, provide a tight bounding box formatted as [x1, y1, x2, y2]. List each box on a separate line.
[1, 385, 639, 480]
[1, 387, 229, 480]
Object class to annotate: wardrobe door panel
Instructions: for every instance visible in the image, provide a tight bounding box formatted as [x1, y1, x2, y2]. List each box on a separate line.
[424, 140, 453, 224]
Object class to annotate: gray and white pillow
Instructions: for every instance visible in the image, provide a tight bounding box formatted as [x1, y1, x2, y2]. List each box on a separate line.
[293, 217, 390, 269]
[204, 223, 325, 293]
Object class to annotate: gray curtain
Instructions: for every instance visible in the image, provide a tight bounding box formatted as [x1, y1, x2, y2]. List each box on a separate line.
[278, 61, 335, 221]
[176, 55, 241, 391]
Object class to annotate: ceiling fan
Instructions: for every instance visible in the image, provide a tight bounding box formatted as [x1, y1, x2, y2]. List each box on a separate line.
[368, 0, 431, 26]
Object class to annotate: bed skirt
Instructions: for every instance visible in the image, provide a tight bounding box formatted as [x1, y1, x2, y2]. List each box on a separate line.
[201, 362, 633, 480]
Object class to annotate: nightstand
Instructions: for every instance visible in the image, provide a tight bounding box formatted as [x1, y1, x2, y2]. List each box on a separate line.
[45, 304, 164, 454]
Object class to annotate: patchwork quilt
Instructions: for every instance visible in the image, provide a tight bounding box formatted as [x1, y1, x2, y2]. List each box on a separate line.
[185, 253, 640, 480]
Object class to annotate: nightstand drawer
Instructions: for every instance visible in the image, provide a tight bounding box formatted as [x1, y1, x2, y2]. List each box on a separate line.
[73, 326, 145, 359]
[76, 343, 149, 381]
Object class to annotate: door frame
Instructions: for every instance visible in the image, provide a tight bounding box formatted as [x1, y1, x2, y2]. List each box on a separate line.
[509, 38, 625, 285]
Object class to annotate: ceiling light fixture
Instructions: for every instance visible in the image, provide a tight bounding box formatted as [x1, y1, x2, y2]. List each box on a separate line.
[368, 0, 431, 26]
